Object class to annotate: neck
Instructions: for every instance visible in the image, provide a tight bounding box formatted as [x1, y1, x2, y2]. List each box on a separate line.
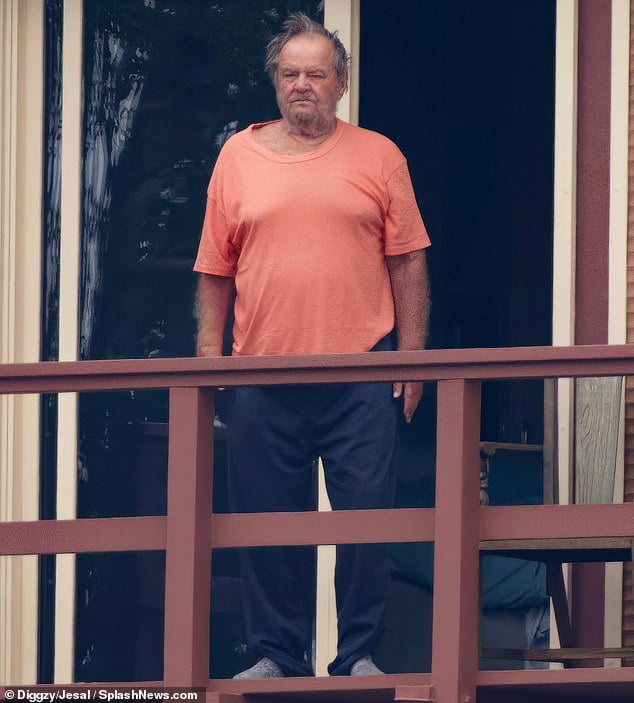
[283, 116, 337, 142]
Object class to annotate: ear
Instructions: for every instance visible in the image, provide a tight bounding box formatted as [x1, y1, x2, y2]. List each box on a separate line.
[337, 75, 349, 100]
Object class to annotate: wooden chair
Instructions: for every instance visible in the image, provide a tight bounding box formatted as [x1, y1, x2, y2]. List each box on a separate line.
[480, 376, 630, 665]
[480, 537, 634, 664]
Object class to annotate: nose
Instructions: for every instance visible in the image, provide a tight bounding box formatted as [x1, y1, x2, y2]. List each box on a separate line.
[294, 72, 309, 91]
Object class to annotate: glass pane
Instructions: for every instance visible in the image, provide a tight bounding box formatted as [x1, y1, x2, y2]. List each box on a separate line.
[359, 0, 554, 353]
[75, 0, 323, 681]
[39, 0, 64, 683]
[75, 552, 165, 682]
[360, 0, 555, 673]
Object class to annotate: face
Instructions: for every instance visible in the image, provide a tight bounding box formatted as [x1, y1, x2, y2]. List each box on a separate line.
[275, 33, 346, 135]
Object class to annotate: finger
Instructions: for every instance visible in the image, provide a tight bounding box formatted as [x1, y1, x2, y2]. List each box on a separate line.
[403, 382, 424, 423]
[404, 396, 414, 423]
[393, 381, 403, 398]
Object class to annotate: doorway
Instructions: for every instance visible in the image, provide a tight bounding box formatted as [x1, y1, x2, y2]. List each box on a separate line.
[359, 0, 555, 440]
[359, 0, 556, 672]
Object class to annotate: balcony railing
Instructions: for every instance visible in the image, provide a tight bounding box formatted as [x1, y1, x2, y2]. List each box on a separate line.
[3, 344, 634, 703]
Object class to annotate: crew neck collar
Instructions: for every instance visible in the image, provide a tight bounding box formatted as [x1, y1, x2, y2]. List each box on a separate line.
[246, 118, 346, 162]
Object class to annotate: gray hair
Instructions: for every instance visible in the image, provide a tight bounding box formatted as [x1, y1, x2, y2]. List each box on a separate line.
[265, 12, 349, 86]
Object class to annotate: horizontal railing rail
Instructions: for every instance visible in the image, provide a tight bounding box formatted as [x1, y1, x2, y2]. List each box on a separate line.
[3, 343, 634, 393]
[1, 344, 634, 703]
[3, 502, 634, 551]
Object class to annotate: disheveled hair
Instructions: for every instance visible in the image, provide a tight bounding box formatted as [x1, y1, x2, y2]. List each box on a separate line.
[265, 12, 349, 87]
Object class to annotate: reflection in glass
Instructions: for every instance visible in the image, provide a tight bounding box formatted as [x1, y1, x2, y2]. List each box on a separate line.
[75, 0, 323, 681]
[39, 0, 63, 684]
[75, 552, 165, 682]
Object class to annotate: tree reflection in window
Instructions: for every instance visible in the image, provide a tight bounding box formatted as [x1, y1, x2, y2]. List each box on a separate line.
[75, 0, 323, 683]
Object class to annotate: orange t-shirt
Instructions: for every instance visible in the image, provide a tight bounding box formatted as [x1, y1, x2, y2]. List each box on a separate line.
[194, 119, 430, 356]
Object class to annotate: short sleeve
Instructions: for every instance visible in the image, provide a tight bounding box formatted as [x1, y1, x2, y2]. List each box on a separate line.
[384, 162, 431, 256]
[193, 159, 238, 277]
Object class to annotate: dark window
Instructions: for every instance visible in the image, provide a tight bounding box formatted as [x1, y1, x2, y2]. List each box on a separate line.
[70, 0, 322, 682]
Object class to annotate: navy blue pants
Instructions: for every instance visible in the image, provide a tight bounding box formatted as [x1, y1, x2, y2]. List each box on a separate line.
[228, 341, 398, 676]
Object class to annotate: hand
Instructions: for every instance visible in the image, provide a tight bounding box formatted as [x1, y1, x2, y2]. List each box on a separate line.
[393, 381, 423, 423]
[196, 343, 226, 390]
[196, 343, 222, 357]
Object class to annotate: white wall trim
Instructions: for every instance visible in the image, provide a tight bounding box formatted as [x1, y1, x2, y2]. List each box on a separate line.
[13, 0, 45, 682]
[325, 0, 360, 126]
[605, 0, 630, 666]
[0, 0, 21, 684]
[609, 0, 629, 348]
[549, 0, 579, 659]
[54, 0, 84, 684]
[552, 0, 578, 340]
[317, 0, 360, 676]
[0, 3, 18, 367]
[553, 0, 578, 504]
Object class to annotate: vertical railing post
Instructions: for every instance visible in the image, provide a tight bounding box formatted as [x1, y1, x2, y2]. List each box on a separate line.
[163, 386, 214, 688]
[432, 379, 481, 703]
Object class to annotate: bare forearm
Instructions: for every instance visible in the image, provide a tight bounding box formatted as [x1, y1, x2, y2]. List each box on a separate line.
[386, 249, 429, 422]
[196, 273, 235, 356]
[386, 249, 430, 350]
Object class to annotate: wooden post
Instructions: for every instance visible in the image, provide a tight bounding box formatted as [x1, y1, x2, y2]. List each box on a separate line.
[432, 380, 481, 703]
[163, 387, 214, 687]
[572, 0, 613, 660]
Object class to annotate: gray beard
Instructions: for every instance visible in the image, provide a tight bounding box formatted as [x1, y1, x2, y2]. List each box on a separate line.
[281, 104, 336, 138]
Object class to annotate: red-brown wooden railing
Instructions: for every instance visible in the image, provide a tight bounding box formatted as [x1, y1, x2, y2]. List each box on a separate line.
[3, 344, 634, 703]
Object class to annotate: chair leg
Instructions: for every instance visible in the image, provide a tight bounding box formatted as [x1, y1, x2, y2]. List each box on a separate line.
[547, 563, 575, 656]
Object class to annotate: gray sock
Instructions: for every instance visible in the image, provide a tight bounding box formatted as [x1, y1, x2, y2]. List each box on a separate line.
[350, 655, 384, 676]
[233, 657, 286, 679]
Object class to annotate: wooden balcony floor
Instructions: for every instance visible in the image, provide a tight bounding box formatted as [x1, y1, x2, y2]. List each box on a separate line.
[211, 673, 432, 701]
[206, 668, 634, 703]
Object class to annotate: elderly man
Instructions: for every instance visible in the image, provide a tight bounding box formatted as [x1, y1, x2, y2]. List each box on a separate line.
[194, 13, 430, 679]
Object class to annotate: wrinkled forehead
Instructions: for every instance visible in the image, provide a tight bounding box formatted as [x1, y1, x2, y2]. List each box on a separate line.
[277, 33, 336, 72]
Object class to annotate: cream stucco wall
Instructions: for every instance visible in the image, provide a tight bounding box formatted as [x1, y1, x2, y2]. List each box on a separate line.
[0, 0, 43, 685]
